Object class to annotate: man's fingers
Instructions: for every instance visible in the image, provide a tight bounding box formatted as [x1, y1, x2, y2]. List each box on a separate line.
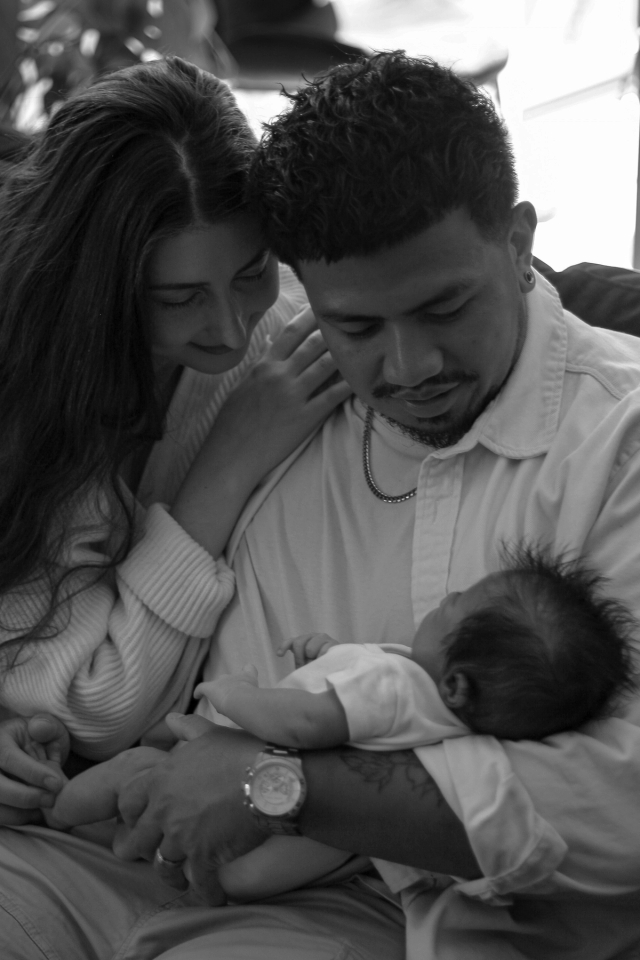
[153, 845, 189, 891]
[112, 814, 161, 862]
[115, 766, 154, 831]
[187, 853, 228, 906]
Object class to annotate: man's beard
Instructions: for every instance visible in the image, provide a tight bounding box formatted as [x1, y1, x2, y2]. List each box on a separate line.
[374, 306, 527, 449]
[380, 384, 501, 449]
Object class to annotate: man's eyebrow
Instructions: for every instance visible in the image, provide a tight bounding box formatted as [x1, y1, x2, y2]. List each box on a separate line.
[149, 248, 269, 290]
[402, 281, 476, 317]
[319, 281, 476, 323]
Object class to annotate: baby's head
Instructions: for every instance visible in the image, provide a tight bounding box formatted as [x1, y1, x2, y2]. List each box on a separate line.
[413, 546, 638, 740]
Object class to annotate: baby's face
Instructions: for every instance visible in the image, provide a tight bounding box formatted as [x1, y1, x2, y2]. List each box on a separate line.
[412, 572, 507, 681]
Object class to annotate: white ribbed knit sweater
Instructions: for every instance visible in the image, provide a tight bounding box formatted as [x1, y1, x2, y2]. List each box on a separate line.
[0, 267, 307, 759]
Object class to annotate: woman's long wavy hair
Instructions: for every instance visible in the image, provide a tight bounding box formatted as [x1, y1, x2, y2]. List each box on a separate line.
[0, 56, 257, 664]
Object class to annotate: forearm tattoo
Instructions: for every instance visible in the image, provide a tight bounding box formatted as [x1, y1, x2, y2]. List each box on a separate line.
[340, 748, 444, 805]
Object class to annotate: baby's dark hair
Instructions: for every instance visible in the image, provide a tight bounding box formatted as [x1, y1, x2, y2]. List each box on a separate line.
[444, 545, 638, 740]
[249, 49, 518, 266]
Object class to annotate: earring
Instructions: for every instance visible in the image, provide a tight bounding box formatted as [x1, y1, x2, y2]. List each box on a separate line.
[524, 270, 535, 284]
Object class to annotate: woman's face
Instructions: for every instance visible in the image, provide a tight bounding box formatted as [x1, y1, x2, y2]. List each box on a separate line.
[147, 214, 279, 375]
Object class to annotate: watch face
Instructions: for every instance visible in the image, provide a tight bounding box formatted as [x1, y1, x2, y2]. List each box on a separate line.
[252, 762, 302, 817]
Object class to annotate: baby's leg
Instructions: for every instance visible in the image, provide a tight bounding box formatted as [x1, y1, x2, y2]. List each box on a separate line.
[46, 746, 166, 829]
[218, 837, 353, 903]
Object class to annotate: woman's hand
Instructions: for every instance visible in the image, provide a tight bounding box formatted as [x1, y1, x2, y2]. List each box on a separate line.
[171, 306, 351, 557]
[212, 306, 351, 478]
[0, 713, 70, 825]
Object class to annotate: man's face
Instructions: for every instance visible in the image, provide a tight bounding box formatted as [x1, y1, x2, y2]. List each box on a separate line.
[299, 205, 535, 447]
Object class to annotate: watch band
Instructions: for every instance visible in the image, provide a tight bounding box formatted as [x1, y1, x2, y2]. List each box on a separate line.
[243, 744, 306, 836]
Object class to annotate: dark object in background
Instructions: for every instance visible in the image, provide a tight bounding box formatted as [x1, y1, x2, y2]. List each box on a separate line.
[534, 257, 640, 337]
[212, 0, 365, 89]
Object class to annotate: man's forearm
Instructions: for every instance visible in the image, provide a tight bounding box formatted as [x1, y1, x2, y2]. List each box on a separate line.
[299, 745, 482, 879]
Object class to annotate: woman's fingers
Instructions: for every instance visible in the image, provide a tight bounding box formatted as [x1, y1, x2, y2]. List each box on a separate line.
[0, 771, 56, 810]
[267, 306, 318, 360]
[306, 373, 353, 415]
[27, 714, 70, 765]
[0, 803, 44, 826]
[0, 735, 64, 795]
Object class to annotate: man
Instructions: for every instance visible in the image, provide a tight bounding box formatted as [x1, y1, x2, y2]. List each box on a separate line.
[4, 51, 640, 959]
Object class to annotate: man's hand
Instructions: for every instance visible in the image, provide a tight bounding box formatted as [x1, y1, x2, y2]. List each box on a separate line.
[278, 633, 340, 668]
[0, 714, 70, 825]
[112, 724, 269, 904]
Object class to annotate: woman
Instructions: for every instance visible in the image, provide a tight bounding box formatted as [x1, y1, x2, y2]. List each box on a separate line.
[0, 54, 348, 799]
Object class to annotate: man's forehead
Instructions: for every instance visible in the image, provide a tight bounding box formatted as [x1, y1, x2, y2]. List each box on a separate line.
[297, 212, 496, 317]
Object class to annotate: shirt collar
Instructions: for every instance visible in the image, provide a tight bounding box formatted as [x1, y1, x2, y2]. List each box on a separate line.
[431, 270, 567, 461]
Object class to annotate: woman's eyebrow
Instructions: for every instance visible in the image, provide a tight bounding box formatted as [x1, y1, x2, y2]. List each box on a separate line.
[148, 249, 269, 290]
[239, 247, 269, 271]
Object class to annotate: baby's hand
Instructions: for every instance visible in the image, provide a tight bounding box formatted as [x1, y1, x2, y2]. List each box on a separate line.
[165, 713, 216, 743]
[194, 664, 259, 716]
[0, 713, 70, 825]
[277, 633, 340, 668]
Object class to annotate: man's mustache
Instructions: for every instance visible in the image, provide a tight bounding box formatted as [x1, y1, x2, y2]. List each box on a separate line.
[372, 372, 478, 400]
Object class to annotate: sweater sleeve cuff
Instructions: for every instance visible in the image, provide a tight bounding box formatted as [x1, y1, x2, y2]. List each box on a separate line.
[118, 503, 235, 637]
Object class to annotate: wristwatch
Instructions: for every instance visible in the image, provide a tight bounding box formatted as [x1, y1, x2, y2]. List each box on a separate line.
[243, 744, 307, 835]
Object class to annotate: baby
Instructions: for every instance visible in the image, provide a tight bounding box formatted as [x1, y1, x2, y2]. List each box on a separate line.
[49, 545, 637, 901]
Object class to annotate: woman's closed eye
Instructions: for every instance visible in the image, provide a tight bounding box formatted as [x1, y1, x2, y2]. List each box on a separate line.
[236, 254, 272, 285]
[156, 290, 205, 310]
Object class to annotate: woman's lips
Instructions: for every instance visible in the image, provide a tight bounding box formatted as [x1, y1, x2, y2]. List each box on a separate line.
[190, 342, 235, 355]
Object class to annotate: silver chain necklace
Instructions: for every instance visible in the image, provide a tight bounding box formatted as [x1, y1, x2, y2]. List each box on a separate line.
[362, 406, 417, 504]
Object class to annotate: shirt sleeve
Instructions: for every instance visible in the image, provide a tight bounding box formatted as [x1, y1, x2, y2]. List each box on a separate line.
[0, 502, 235, 759]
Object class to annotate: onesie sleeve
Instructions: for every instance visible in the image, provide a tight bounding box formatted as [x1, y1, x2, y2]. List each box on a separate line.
[281, 645, 467, 748]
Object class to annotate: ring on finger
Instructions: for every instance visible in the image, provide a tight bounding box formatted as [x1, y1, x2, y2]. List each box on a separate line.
[154, 847, 186, 868]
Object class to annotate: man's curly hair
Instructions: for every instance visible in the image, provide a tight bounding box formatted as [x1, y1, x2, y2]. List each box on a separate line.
[249, 50, 519, 265]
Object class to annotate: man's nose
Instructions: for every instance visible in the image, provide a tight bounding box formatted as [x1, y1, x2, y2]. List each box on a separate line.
[382, 323, 444, 387]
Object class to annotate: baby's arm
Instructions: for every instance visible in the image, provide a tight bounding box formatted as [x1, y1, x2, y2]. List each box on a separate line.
[47, 746, 166, 829]
[219, 836, 353, 903]
[195, 664, 349, 749]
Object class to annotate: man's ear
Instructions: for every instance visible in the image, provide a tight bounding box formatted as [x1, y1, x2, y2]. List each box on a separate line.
[507, 201, 537, 292]
[438, 669, 471, 711]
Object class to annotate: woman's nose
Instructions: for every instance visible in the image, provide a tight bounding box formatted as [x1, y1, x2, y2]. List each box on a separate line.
[210, 300, 247, 350]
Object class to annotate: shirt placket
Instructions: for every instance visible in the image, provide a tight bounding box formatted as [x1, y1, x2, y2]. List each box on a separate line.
[411, 453, 464, 628]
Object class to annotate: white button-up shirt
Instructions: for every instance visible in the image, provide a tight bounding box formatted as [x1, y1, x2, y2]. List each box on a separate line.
[193, 270, 640, 956]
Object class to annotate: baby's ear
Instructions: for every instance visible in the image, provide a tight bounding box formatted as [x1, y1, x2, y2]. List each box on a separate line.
[439, 670, 471, 711]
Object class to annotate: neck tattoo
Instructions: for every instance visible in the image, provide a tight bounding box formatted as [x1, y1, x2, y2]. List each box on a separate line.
[362, 406, 417, 504]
